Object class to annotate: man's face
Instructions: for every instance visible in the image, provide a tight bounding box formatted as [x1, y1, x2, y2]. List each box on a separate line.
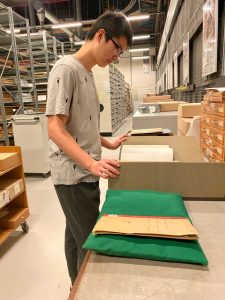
[95, 31, 128, 67]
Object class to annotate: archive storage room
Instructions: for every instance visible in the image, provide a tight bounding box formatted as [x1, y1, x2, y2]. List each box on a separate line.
[0, 0, 225, 299]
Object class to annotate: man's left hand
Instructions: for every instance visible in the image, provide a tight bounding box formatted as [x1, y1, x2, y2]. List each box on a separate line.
[110, 134, 128, 150]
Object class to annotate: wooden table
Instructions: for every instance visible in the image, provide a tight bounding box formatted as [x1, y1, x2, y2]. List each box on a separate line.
[68, 200, 225, 300]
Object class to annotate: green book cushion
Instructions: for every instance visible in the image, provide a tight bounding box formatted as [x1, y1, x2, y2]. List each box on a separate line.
[83, 189, 208, 265]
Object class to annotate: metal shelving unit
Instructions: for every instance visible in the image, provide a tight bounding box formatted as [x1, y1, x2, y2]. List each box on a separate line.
[20, 31, 64, 111]
[0, 3, 36, 145]
[93, 64, 132, 136]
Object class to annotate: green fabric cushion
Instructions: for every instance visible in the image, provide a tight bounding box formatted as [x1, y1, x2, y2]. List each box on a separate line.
[83, 189, 208, 265]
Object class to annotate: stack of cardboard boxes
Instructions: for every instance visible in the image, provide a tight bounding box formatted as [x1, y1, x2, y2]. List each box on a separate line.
[142, 94, 186, 112]
[177, 103, 201, 136]
[200, 88, 225, 162]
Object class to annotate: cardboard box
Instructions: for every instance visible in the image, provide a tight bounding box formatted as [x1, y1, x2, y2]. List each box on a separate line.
[109, 136, 225, 199]
[177, 117, 192, 135]
[159, 101, 186, 112]
[143, 95, 172, 103]
[0, 179, 24, 201]
[178, 103, 201, 117]
[0, 152, 20, 171]
[0, 190, 9, 209]
[177, 130, 185, 136]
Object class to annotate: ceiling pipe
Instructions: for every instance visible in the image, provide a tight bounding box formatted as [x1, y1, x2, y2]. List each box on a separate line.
[27, 0, 36, 31]
[121, 0, 137, 14]
[33, 0, 80, 43]
[154, 0, 162, 51]
[75, 0, 83, 38]
[155, 0, 162, 34]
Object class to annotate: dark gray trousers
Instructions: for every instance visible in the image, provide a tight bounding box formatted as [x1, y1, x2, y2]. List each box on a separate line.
[54, 182, 100, 284]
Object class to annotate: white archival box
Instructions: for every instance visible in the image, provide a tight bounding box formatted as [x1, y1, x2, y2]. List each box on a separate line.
[120, 144, 174, 162]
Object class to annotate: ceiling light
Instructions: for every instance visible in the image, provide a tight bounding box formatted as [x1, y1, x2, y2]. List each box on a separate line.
[129, 48, 149, 52]
[52, 22, 82, 29]
[74, 41, 85, 46]
[132, 35, 150, 40]
[126, 15, 150, 21]
[132, 56, 150, 60]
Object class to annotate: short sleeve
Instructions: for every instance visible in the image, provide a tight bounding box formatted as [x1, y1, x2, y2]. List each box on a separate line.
[46, 64, 75, 116]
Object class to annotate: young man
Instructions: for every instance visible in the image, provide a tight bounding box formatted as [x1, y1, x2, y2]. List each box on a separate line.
[45, 11, 133, 284]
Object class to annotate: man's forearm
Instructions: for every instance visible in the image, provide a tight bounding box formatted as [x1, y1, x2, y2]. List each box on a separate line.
[100, 136, 113, 149]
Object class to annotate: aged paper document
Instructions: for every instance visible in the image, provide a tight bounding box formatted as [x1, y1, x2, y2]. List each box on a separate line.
[93, 215, 198, 240]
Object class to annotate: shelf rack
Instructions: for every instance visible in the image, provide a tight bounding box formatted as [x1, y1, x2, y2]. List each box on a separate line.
[0, 3, 36, 145]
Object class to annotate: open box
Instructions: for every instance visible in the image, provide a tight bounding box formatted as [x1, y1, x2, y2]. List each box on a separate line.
[109, 136, 225, 199]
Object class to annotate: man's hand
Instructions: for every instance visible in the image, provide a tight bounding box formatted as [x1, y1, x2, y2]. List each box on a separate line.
[110, 134, 128, 150]
[88, 159, 120, 179]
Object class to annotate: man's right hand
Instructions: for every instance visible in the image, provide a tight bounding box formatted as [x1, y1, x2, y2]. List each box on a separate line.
[88, 159, 120, 179]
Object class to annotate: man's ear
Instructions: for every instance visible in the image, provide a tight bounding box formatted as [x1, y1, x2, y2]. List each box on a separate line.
[96, 28, 105, 41]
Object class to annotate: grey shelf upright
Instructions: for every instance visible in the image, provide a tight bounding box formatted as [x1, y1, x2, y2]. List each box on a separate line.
[0, 3, 37, 145]
[19, 30, 64, 109]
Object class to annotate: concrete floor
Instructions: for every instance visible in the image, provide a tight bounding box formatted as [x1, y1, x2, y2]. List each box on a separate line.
[0, 117, 132, 300]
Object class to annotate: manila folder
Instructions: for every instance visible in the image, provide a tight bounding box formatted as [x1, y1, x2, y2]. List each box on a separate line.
[92, 215, 198, 240]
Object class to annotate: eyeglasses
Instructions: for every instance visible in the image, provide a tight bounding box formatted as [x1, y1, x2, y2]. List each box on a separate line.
[106, 33, 123, 57]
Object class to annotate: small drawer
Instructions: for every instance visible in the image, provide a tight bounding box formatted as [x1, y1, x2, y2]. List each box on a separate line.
[200, 142, 212, 160]
[211, 115, 225, 131]
[201, 101, 211, 114]
[210, 102, 225, 117]
[200, 123, 210, 137]
[201, 112, 211, 126]
[210, 127, 225, 146]
[200, 132, 212, 146]
[208, 152, 224, 162]
[210, 139, 225, 160]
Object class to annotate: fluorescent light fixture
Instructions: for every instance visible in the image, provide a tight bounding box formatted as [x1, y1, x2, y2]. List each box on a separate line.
[52, 22, 82, 29]
[132, 56, 150, 60]
[126, 15, 149, 21]
[132, 35, 150, 40]
[5, 28, 20, 33]
[74, 41, 85, 46]
[129, 48, 149, 52]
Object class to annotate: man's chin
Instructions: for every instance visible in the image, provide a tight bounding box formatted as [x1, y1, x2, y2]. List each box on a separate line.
[98, 61, 109, 67]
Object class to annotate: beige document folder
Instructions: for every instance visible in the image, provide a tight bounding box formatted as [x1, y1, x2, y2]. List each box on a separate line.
[93, 215, 198, 240]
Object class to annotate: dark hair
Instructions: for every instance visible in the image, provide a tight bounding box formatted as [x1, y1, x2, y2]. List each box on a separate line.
[86, 11, 133, 47]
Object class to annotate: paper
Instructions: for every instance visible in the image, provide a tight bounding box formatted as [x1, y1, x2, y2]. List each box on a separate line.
[120, 145, 173, 162]
[93, 215, 198, 240]
[128, 128, 163, 135]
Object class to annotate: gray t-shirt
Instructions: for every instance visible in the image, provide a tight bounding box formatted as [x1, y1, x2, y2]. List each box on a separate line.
[45, 55, 101, 185]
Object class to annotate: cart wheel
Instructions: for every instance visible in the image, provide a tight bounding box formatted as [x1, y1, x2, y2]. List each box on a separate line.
[21, 222, 29, 233]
